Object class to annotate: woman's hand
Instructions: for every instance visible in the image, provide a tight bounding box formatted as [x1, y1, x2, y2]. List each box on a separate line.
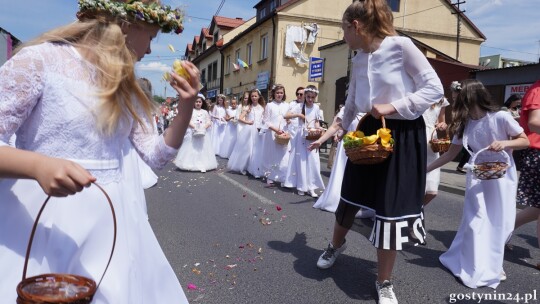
[371, 104, 396, 119]
[169, 61, 200, 105]
[275, 129, 285, 135]
[435, 122, 447, 131]
[308, 140, 322, 151]
[34, 157, 95, 197]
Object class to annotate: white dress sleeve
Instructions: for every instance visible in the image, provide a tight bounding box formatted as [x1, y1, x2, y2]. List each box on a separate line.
[129, 104, 178, 169]
[0, 47, 45, 146]
[391, 39, 444, 120]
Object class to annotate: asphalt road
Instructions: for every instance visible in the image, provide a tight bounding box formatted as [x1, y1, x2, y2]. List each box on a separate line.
[145, 158, 539, 304]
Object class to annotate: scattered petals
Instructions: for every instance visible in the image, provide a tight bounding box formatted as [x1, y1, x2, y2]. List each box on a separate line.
[168, 44, 176, 52]
[225, 264, 237, 270]
[276, 205, 282, 211]
[192, 268, 201, 275]
[187, 283, 198, 290]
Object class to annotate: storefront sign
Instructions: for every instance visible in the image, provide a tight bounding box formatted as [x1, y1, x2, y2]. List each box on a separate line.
[504, 83, 533, 101]
[256, 71, 270, 90]
[207, 89, 218, 98]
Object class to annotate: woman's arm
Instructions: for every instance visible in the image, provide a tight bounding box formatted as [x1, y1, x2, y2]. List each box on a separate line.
[528, 109, 540, 134]
[489, 132, 529, 151]
[308, 118, 343, 151]
[238, 108, 253, 125]
[427, 143, 462, 172]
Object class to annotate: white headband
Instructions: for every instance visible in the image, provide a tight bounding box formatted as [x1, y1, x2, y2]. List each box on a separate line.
[197, 93, 206, 101]
[304, 87, 319, 94]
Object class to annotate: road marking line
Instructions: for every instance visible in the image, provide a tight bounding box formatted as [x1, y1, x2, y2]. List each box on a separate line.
[217, 172, 275, 205]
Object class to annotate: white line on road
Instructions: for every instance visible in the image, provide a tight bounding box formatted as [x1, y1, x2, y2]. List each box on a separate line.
[217, 172, 275, 206]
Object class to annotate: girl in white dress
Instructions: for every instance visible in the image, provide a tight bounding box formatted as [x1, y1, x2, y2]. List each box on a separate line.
[246, 89, 266, 178]
[227, 90, 265, 175]
[423, 97, 449, 205]
[261, 84, 291, 185]
[174, 94, 217, 172]
[218, 97, 239, 158]
[428, 79, 529, 289]
[283, 85, 325, 197]
[211, 94, 227, 155]
[310, 108, 365, 213]
[0, 1, 198, 303]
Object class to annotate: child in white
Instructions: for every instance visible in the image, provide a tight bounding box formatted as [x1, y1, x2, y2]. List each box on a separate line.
[423, 97, 449, 205]
[228, 89, 265, 175]
[427, 79, 529, 289]
[218, 97, 240, 159]
[283, 85, 325, 197]
[174, 94, 217, 172]
[246, 89, 266, 178]
[261, 84, 291, 184]
[211, 94, 227, 155]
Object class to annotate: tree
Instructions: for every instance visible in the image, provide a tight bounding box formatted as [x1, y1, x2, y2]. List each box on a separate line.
[153, 95, 166, 104]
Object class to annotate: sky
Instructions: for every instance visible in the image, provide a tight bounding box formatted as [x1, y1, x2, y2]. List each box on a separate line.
[1, 0, 538, 98]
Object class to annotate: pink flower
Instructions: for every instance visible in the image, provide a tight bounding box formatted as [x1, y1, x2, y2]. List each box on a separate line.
[187, 283, 198, 290]
[276, 205, 282, 211]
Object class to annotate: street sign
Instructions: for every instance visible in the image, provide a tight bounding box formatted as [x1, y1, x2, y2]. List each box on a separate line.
[309, 57, 324, 82]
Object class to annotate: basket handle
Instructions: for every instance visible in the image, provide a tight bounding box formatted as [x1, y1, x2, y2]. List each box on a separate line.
[430, 127, 448, 141]
[22, 182, 117, 291]
[467, 147, 511, 169]
[356, 114, 386, 131]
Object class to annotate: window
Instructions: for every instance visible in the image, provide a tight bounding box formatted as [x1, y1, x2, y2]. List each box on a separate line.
[246, 43, 252, 65]
[225, 55, 231, 74]
[207, 63, 213, 81]
[213, 31, 219, 44]
[259, 7, 267, 20]
[235, 49, 241, 61]
[211, 61, 218, 80]
[270, 0, 276, 11]
[260, 34, 268, 60]
[387, 0, 400, 12]
[201, 69, 206, 84]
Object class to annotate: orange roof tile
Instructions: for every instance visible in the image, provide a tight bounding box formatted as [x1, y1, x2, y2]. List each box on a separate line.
[214, 16, 245, 29]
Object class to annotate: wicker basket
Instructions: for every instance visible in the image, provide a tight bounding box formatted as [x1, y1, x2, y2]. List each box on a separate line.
[275, 132, 291, 145]
[304, 119, 325, 140]
[344, 115, 393, 165]
[429, 128, 451, 153]
[467, 147, 510, 180]
[192, 127, 206, 137]
[16, 183, 117, 304]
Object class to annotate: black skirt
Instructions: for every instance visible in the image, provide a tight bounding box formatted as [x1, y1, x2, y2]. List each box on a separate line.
[338, 115, 427, 250]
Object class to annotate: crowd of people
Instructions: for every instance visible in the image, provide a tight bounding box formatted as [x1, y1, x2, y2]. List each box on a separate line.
[0, 0, 538, 304]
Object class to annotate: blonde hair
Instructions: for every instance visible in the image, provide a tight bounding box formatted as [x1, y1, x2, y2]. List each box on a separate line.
[343, 0, 397, 39]
[16, 0, 160, 135]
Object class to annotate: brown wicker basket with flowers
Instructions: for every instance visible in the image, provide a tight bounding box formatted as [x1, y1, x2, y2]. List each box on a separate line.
[343, 115, 394, 165]
[274, 122, 290, 145]
[16, 183, 117, 304]
[429, 128, 451, 153]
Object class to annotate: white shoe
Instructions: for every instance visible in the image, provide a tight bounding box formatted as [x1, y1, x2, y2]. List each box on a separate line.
[308, 190, 318, 198]
[298, 191, 305, 196]
[201, 169, 206, 173]
[500, 270, 507, 281]
[317, 239, 347, 269]
[376, 280, 398, 304]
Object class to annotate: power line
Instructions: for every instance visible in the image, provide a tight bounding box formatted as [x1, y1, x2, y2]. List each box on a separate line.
[214, 0, 226, 17]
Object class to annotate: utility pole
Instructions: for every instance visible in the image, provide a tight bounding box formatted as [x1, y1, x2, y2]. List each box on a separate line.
[451, 1, 466, 61]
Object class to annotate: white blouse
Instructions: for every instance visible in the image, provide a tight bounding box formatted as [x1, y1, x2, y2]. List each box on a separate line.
[342, 36, 443, 129]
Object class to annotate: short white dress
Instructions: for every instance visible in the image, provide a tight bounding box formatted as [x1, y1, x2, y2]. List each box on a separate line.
[174, 109, 217, 172]
[441, 111, 523, 289]
[0, 43, 188, 303]
[423, 98, 449, 193]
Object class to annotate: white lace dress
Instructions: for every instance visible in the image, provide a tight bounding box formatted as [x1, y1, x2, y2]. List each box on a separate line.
[0, 43, 188, 303]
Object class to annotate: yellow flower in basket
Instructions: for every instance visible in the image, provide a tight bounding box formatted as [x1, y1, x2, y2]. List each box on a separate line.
[362, 134, 379, 145]
[353, 130, 365, 138]
[377, 128, 393, 148]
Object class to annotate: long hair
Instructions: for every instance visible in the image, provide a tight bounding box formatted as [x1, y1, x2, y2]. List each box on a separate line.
[249, 89, 266, 108]
[448, 79, 500, 139]
[343, 0, 397, 39]
[16, 0, 160, 135]
[216, 94, 228, 109]
[271, 84, 287, 101]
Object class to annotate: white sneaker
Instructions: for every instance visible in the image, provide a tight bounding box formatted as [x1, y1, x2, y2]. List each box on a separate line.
[500, 270, 507, 281]
[309, 190, 319, 198]
[376, 280, 398, 304]
[317, 239, 347, 269]
[298, 191, 305, 196]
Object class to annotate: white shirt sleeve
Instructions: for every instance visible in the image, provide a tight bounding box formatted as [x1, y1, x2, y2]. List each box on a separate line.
[391, 39, 444, 120]
[341, 66, 358, 130]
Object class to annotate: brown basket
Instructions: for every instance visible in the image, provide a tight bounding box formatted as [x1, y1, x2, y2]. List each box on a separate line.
[304, 119, 325, 141]
[468, 147, 510, 180]
[429, 128, 451, 153]
[17, 183, 117, 304]
[344, 115, 393, 165]
[275, 132, 291, 145]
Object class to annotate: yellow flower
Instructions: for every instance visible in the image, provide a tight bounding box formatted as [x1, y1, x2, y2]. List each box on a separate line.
[362, 134, 378, 145]
[172, 59, 191, 81]
[377, 128, 392, 148]
[353, 130, 365, 138]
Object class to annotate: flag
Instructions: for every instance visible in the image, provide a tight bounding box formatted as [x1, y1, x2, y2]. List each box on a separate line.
[232, 63, 240, 71]
[237, 58, 249, 68]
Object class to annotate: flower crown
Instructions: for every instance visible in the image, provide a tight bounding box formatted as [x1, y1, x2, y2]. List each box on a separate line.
[77, 0, 184, 34]
[450, 81, 462, 92]
[304, 87, 319, 94]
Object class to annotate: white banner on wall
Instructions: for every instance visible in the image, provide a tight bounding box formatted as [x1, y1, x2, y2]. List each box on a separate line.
[504, 83, 533, 102]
